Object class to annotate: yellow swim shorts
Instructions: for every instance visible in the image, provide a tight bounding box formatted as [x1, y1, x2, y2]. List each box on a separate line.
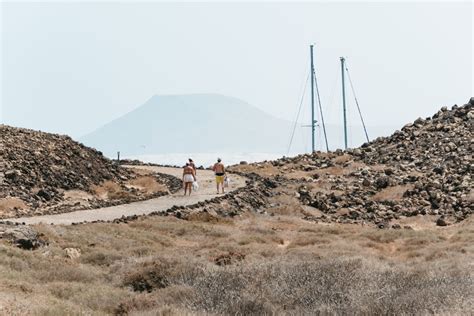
[215, 175, 224, 183]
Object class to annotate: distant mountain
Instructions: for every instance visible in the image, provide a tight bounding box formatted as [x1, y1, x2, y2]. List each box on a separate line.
[80, 94, 301, 157]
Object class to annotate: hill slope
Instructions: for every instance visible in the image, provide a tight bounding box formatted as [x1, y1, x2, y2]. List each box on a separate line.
[0, 99, 472, 315]
[0, 126, 175, 218]
[230, 98, 473, 226]
[80, 94, 300, 156]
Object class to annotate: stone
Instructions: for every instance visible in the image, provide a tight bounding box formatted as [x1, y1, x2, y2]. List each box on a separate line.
[37, 189, 53, 201]
[0, 224, 47, 250]
[5, 170, 19, 180]
[436, 216, 448, 226]
[375, 176, 390, 189]
[65, 247, 82, 259]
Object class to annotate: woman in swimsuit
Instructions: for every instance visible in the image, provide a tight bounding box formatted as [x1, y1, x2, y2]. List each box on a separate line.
[183, 162, 196, 196]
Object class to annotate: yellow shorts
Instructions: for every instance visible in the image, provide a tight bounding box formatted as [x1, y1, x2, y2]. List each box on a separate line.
[215, 175, 224, 184]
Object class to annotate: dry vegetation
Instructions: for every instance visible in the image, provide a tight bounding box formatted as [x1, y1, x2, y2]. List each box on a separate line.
[87, 176, 167, 202]
[0, 198, 28, 218]
[2, 102, 471, 314]
[1, 213, 472, 315]
[127, 176, 167, 195]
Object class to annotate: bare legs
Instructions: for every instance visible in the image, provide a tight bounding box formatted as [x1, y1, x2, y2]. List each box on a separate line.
[216, 179, 225, 194]
[184, 182, 192, 196]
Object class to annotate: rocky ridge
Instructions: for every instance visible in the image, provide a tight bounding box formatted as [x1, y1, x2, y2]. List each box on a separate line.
[0, 125, 178, 218]
[299, 100, 472, 226]
[231, 99, 473, 227]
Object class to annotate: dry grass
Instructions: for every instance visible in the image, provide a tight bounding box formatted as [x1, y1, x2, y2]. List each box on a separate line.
[0, 212, 472, 314]
[372, 184, 413, 201]
[91, 176, 166, 201]
[0, 197, 28, 217]
[229, 163, 281, 177]
[63, 189, 94, 200]
[92, 181, 130, 200]
[332, 153, 352, 164]
[127, 176, 167, 194]
[115, 255, 472, 315]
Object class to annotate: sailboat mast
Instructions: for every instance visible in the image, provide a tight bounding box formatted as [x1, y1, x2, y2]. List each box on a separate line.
[340, 57, 348, 149]
[310, 45, 316, 153]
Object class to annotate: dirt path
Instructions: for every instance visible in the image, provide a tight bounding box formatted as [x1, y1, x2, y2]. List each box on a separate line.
[6, 166, 246, 225]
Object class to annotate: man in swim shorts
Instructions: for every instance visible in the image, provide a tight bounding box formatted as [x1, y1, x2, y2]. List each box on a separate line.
[188, 158, 197, 176]
[212, 158, 226, 194]
[183, 162, 196, 196]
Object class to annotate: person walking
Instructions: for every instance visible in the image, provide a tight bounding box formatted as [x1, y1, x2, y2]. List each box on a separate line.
[212, 158, 226, 194]
[182, 162, 196, 196]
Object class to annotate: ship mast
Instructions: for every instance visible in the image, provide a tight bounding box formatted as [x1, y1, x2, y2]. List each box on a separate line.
[340, 57, 348, 150]
[310, 45, 316, 152]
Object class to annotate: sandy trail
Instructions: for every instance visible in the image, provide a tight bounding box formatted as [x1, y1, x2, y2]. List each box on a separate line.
[6, 166, 246, 225]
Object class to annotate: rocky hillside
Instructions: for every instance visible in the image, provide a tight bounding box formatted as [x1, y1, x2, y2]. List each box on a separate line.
[230, 98, 473, 227]
[0, 126, 176, 218]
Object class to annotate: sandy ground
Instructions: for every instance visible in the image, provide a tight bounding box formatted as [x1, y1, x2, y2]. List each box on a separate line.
[5, 166, 245, 225]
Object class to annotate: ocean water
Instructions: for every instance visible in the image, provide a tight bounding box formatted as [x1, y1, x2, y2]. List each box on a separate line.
[126, 152, 295, 168]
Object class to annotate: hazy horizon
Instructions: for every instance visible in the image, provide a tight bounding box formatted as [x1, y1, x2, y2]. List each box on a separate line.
[1, 1, 473, 152]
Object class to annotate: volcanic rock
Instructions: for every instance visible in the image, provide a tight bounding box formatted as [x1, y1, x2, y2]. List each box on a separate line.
[1, 125, 176, 219]
[0, 224, 47, 250]
[240, 99, 473, 226]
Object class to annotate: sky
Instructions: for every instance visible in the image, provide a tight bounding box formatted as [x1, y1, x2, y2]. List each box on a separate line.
[1, 1, 473, 148]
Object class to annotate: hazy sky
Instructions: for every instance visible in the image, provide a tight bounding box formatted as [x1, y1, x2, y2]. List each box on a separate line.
[1, 1, 473, 143]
